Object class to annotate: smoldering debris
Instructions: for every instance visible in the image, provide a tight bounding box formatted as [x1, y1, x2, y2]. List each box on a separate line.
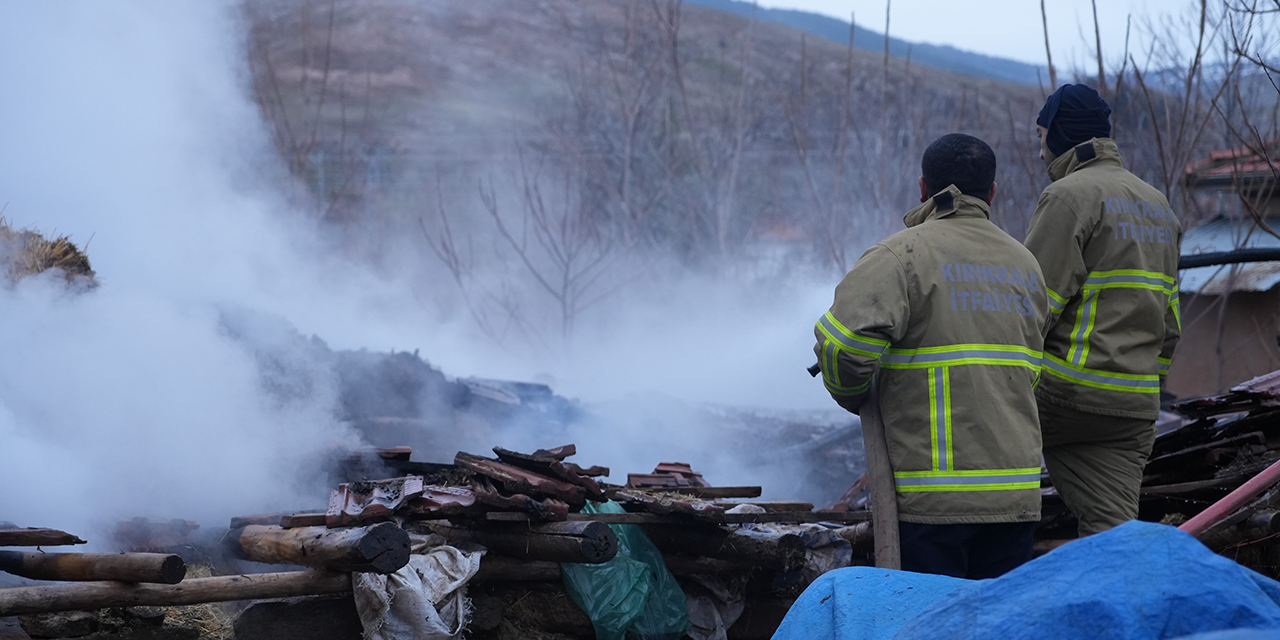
[1, 443, 868, 640]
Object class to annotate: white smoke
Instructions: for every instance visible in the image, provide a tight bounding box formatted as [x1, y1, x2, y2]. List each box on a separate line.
[0, 0, 859, 548]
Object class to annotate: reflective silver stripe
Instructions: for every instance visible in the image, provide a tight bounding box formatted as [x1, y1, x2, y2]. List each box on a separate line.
[1047, 296, 1066, 313]
[818, 314, 888, 355]
[881, 348, 1041, 367]
[1042, 357, 1161, 390]
[1157, 361, 1171, 374]
[1084, 273, 1172, 289]
[933, 367, 949, 471]
[894, 473, 1041, 486]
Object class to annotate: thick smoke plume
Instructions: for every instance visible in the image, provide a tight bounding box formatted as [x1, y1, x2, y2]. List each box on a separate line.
[0, 0, 862, 550]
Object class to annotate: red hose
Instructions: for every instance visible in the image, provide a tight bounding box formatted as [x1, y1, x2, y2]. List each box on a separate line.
[1179, 457, 1280, 537]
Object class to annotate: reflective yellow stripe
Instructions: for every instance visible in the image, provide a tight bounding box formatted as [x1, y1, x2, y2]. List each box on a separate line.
[1083, 269, 1176, 294]
[1157, 357, 1171, 376]
[817, 312, 890, 358]
[1169, 287, 1182, 330]
[881, 344, 1042, 370]
[894, 468, 1042, 492]
[1067, 290, 1098, 365]
[1046, 287, 1068, 314]
[1042, 354, 1160, 393]
[924, 368, 954, 472]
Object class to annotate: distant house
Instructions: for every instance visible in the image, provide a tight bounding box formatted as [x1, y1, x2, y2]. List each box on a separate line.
[1166, 144, 1279, 398]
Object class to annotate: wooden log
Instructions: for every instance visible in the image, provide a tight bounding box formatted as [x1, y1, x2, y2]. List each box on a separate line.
[0, 571, 350, 617]
[279, 513, 328, 529]
[0, 528, 86, 547]
[0, 551, 185, 584]
[470, 521, 617, 564]
[833, 522, 872, 549]
[232, 523, 409, 574]
[861, 385, 901, 570]
[641, 524, 806, 571]
[472, 556, 562, 582]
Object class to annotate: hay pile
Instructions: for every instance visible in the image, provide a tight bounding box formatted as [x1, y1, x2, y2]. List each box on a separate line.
[0, 216, 95, 286]
[164, 563, 235, 639]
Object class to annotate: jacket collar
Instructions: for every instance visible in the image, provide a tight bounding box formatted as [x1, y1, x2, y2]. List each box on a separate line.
[903, 184, 991, 228]
[1047, 137, 1124, 181]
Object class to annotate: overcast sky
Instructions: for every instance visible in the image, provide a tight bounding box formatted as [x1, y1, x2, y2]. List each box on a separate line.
[758, 0, 1185, 67]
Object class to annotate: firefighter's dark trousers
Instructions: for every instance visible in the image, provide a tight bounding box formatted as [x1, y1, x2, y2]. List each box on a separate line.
[1040, 403, 1156, 537]
[898, 521, 1037, 579]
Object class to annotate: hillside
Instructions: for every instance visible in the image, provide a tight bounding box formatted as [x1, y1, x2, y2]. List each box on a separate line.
[684, 0, 1048, 86]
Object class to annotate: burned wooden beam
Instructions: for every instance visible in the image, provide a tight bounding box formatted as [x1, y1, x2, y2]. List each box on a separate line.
[230, 523, 409, 574]
[0, 528, 86, 548]
[471, 478, 569, 521]
[0, 551, 184, 584]
[0, 571, 351, 617]
[469, 521, 618, 564]
[641, 524, 806, 571]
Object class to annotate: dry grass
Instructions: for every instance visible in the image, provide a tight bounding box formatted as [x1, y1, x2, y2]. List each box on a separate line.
[164, 563, 235, 640]
[0, 217, 95, 286]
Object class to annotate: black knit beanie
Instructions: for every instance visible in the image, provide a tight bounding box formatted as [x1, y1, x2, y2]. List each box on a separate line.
[1036, 84, 1112, 157]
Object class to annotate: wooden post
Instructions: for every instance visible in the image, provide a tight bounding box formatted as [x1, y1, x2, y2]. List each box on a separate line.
[0, 551, 185, 584]
[470, 521, 618, 564]
[861, 384, 901, 569]
[232, 522, 409, 574]
[0, 571, 351, 617]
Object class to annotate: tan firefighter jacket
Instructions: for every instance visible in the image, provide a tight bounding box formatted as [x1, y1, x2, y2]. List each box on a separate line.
[1025, 139, 1182, 421]
[814, 185, 1048, 524]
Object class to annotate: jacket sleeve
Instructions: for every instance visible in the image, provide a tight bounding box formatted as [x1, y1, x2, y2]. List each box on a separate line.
[1160, 227, 1184, 386]
[813, 244, 911, 414]
[1023, 190, 1090, 335]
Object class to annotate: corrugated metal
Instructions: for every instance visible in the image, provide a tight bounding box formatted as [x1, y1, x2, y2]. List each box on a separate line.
[1180, 217, 1280, 294]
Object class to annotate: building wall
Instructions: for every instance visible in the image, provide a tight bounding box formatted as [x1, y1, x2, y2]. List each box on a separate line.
[1166, 289, 1280, 398]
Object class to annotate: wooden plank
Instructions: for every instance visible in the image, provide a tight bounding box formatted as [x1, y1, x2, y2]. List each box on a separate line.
[1142, 475, 1247, 496]
[861, 385, 901, 569]
[718, 501, 815, 513]
[483, 510, 870, 524]
[609, 486, 762, 499]
[0, 528, 86, 547]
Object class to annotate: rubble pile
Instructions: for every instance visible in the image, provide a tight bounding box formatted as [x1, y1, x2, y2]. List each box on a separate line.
[0, 444, 867, 640]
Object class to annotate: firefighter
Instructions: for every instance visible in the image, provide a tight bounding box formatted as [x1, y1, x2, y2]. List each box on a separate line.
[1024, 84, 1182, 537]
[815, 133, 1048, 579]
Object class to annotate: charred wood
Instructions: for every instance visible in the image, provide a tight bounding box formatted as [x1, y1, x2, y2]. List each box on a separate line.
[641, 524, 806, 571]
[469, 521, 618, 564]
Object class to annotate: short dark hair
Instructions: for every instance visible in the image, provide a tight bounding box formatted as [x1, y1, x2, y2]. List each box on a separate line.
[921, 133, 997, 200]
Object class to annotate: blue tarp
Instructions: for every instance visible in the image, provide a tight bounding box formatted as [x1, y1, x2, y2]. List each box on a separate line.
[772, 521, 1280, 640]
